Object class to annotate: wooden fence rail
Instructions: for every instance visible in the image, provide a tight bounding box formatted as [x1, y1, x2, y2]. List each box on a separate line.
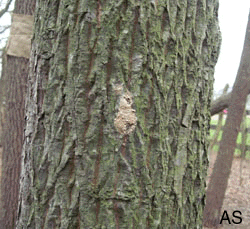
[210, 110, 250, 155]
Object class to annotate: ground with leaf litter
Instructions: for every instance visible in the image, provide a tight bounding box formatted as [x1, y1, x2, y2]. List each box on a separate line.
[204, 152, 250, 229]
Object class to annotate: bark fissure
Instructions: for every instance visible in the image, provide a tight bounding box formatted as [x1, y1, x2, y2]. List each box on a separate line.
[93, 104, 104, 187]
[127, 6, 139, 88]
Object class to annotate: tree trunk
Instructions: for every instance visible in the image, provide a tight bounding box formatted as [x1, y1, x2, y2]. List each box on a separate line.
[0, 49, 7, 206]
[16, 1, 220, 228]
[0, 1, 35, 228]
[203, 12, 250, 228]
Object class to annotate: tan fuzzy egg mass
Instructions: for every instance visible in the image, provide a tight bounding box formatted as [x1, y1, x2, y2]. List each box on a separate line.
[114, 90, 137, 135]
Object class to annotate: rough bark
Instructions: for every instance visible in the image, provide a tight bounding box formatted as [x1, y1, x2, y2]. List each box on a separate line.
[0, 1, 35, 228]
[16, 1, 220, 228]
[203, 12, 250, 227]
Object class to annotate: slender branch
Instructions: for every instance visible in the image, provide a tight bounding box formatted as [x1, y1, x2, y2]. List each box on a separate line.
[0, 0, 13, 18]
[0, 25, 10, 34]
[211, 92, 232, 116]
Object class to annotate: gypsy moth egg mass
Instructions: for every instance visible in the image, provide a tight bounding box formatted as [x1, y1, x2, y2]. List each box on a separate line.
[114, 89, 137, 135]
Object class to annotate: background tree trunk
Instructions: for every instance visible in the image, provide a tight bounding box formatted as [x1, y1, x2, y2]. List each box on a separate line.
[203, 12, 250, 228]
[0, 0, 35, 227]
[16, 1, 220, 228]
[0, 49, 7, 205]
